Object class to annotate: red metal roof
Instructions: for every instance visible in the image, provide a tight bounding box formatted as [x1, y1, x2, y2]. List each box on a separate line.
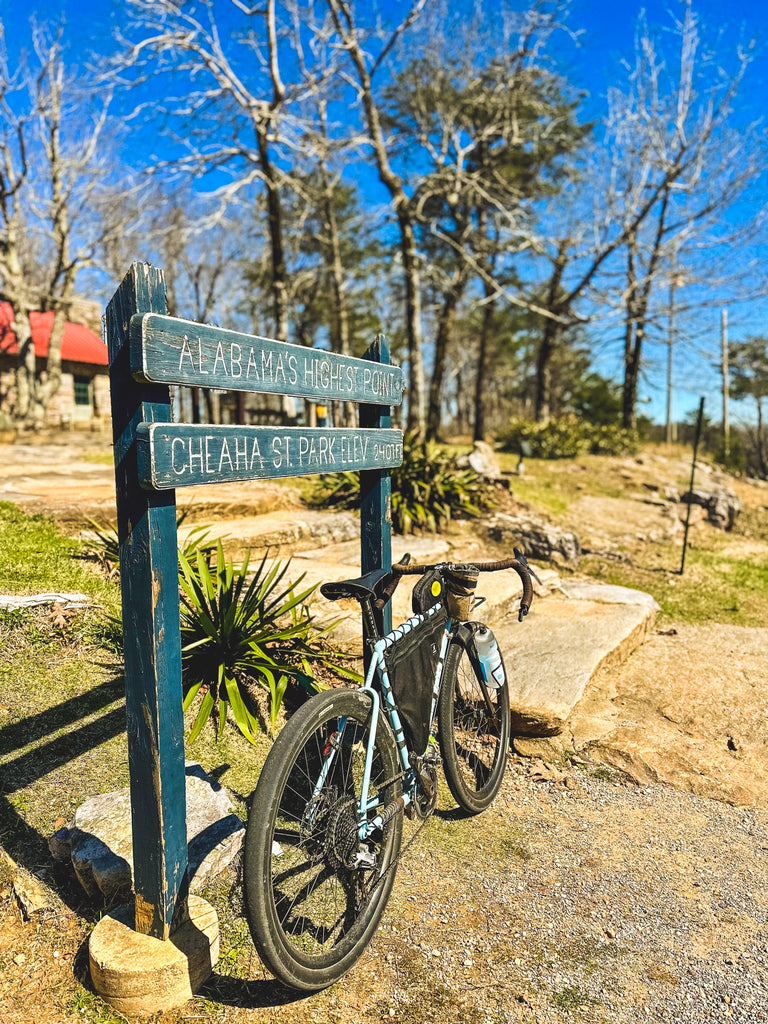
[0, 301, 107, 367]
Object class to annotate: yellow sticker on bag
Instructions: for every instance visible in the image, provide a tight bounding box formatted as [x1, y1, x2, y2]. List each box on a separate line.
[431, 580, 442, 597]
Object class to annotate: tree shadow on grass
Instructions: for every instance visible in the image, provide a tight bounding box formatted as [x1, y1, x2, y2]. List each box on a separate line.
[0, 674, 127, 916]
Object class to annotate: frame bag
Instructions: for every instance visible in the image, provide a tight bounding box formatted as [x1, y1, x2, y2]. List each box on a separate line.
[382, 607, 448, 756]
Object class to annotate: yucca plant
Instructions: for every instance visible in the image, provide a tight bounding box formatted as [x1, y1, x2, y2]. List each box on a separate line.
[178, 541, 357, 743]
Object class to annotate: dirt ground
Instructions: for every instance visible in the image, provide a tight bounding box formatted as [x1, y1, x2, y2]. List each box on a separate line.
[1, 432, 767, 1023]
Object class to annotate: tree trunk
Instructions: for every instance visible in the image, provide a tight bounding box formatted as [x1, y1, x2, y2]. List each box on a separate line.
[473, 293, 495, 442]
[256, 125, 289, 341]
[426, 271, 467, 442]
[534, 317, 559, 423]
[13, 310, 35, 425]
[36, 305, 68, 418]
[396, 206, 425, 435]
[757, 398, 767, 478]
[325, 0, 425, 434]
[534, 242, 567, 422]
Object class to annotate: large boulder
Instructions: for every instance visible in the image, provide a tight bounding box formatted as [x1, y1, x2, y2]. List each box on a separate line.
[486, 512, 580, 565]
[456, 440, 503, 480]
[681, 486, 741, 530]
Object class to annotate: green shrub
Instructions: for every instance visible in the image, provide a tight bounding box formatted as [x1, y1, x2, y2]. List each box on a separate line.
[309, 431, 497, 534]
[178, 541, 355, 743]
[586, 423, 639, 456]
[497, 418, 638, 459]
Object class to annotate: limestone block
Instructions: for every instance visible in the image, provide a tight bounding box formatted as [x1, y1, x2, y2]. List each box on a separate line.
[89, 894, 219, 1016]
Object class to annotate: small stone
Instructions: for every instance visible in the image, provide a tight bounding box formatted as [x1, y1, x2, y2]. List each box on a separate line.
[13, 954, 26, 966]
[606, 928, 616, 939]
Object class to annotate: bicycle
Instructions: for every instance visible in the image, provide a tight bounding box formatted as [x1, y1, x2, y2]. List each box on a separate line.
[243, 552, 534, 992]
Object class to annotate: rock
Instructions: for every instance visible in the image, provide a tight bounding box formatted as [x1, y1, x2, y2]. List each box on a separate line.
[573, 622, 768, 806]
[486, 513, 580, 565]
[1, 850, 57, 918]
[0, 592, 90, 610]
[456, 440, 503, 479]
[681, 487, 741, 530]
[559, 582, 660, 611]
[496, 585, 657, 737]
[59, 763, 244, 901]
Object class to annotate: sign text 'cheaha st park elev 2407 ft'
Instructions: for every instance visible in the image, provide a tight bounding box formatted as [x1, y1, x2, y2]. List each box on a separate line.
[136, 425, 404, 489]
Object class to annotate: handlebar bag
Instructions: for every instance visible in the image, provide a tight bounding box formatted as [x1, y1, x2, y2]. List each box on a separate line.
[382, 606, 448, 756]
[411, 568, 444, 615]
[443, 564, 479, 621]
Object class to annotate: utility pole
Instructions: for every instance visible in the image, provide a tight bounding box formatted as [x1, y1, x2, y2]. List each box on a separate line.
[666, 255, 683, 445]
[721, 308, 730, 459]
[666, 274, 675, 445]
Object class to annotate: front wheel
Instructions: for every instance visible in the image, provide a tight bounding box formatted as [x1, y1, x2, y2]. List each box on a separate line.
[243, 688, 403, 991]
[438, 632, 510, 814]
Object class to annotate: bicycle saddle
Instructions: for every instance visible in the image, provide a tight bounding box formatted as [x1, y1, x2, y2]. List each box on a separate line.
[320, 568, 390, 602]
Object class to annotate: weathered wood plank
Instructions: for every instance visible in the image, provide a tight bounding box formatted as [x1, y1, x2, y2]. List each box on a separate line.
[360, 336, 394, 637]
[137, 424, 404, 489]
[130, 313, 405, 405]
[106, 263, 188, 941]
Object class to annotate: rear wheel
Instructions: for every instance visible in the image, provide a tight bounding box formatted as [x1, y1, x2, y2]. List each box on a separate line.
[243, 689, 403, 991]
[438, 633, 510, 813]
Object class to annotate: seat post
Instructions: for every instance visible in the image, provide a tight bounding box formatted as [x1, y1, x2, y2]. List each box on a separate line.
[361, 595, 382, 675]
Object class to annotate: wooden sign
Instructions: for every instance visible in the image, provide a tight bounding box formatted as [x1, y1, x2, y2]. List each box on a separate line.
[130, 313, 405, 406]
[137, 423, 404, 489]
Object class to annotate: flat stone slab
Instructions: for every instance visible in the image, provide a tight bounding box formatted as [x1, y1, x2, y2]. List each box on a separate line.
[0, 591, 90, 610]
[177, 509, 360, 555]
[49, 763, 244, 901]
[495, 582, 658, 738]
[558, 581, 660, 610]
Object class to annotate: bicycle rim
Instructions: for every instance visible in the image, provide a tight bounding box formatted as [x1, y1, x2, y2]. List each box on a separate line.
[244, 689, 403, 991]
[438, 636, 510, 813]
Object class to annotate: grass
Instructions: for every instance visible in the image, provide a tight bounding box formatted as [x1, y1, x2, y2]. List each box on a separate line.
[0, 501, 118, 596]
[580, 538, 768, 627]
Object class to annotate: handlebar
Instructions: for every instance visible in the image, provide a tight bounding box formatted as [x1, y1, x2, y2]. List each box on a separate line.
[374, 553, 535, 623]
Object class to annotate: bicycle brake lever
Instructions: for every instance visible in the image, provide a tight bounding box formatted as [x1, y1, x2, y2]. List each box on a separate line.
[514, 546, 542, 586]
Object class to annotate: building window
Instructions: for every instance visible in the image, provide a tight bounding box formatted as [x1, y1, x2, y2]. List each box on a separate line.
[73, 376, 92, 406]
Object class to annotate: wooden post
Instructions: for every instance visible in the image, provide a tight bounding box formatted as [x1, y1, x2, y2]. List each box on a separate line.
[105, 263, 188, 940]
[360, 335, 394, 637]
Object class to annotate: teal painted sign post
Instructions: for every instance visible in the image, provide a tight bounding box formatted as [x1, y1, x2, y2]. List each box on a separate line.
[106, 263, 404, 941]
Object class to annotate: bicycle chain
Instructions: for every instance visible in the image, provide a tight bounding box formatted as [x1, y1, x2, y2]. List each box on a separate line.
[357, 766, 440, 899]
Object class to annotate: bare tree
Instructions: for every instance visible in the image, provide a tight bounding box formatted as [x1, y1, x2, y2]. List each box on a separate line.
[0, 24, 123, 427]
[608, 2, 766, 428]
[122, 0, 332, 343]
[324, 0, 429, 434]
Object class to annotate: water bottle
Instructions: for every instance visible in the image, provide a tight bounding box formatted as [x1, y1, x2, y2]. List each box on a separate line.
[474, 626, 505, 689]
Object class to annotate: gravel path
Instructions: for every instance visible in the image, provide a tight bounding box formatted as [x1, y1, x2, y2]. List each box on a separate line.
[188, 755, 768, 1024]
[347, 757, 768, 1024]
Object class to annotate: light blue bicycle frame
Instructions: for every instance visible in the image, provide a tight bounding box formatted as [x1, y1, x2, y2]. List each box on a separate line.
[306, 603, 452, 841]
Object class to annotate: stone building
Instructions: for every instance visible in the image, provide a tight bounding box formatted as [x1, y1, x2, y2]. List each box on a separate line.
[0, 301, 109, 427]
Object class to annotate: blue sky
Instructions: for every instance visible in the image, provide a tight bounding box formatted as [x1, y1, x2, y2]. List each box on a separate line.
[2, 0, 768, 427]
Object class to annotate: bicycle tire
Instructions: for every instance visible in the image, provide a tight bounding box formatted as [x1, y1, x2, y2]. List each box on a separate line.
[243, 688, 403, 991]
[438, 633, 510, 814]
